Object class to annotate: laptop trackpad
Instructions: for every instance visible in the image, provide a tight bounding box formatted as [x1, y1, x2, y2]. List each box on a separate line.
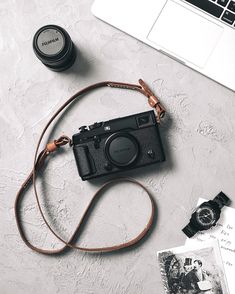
[148, 0, 223, 68]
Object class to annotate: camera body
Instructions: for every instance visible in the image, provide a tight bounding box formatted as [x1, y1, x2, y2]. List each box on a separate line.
[72, 110, 165, 180]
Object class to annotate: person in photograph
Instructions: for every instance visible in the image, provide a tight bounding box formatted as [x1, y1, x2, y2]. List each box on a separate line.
[193, 260, 210, 282]
[168, 262, 182, 293]
[182, 259, 212, 293]
[180, 258, 194, 291]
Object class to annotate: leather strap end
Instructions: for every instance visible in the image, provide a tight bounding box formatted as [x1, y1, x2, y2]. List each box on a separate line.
[139, 79, 166, 122]
[148, 96, 166, 122]
[46, 141, 57, 153]
[46, 136, 72, 153]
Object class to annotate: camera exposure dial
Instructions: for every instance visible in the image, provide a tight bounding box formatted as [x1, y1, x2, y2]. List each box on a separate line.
[79, 126, 88, 132]
[89, 122, 103, 130]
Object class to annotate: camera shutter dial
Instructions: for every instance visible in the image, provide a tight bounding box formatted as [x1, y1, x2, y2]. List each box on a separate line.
[105, 133, 139, 167]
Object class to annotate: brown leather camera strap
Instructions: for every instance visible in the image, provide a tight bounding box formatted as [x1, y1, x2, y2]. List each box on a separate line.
[15, 79, 166, 255]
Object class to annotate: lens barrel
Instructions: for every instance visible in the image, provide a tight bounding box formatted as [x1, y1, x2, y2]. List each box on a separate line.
[33, 25, 76, 71]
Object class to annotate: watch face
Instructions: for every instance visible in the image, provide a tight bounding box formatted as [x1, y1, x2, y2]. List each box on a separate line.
[195, 206, 217, 227]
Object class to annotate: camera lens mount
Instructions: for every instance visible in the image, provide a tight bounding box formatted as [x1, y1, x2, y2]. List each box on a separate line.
[105, 133, 139, 168]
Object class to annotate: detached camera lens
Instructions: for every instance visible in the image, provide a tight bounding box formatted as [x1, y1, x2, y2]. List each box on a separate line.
[105, 133, 139, 167]
[33, 25, 76, 71]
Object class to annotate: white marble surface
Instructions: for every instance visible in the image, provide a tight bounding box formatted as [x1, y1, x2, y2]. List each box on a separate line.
[1, 0, 235, 293]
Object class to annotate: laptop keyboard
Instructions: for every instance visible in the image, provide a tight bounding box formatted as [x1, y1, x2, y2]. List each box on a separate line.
[183, 0, 235, 27]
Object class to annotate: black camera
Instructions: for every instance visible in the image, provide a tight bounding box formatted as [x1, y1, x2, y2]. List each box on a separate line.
[72, 110, 165, 180]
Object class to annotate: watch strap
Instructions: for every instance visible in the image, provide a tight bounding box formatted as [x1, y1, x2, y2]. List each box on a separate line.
[213, 192, 230, 209]
[182, 223, 198, 238]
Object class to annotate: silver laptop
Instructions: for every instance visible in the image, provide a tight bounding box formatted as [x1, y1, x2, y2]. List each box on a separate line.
[92, 0, 235, 91]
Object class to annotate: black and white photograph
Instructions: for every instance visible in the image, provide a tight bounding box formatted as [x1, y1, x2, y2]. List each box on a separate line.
[158, 242, 229, 294]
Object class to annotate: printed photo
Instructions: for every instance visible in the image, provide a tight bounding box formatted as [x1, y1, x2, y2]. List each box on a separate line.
[158, 242, 229, 294]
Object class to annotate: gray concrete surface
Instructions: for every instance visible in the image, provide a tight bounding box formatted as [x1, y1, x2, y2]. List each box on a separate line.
[1, 0, 235, 293]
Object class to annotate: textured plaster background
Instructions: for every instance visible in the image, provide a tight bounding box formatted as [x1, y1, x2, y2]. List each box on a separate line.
[0, 0, 235, 293]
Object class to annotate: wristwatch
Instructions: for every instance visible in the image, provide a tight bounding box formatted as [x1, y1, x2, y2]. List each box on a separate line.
[182, 192, 231, 238]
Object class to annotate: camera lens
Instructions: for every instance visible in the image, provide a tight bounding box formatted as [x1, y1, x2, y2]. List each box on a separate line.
[105, 133, 139, 167]
[33, 25, 76, 71]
